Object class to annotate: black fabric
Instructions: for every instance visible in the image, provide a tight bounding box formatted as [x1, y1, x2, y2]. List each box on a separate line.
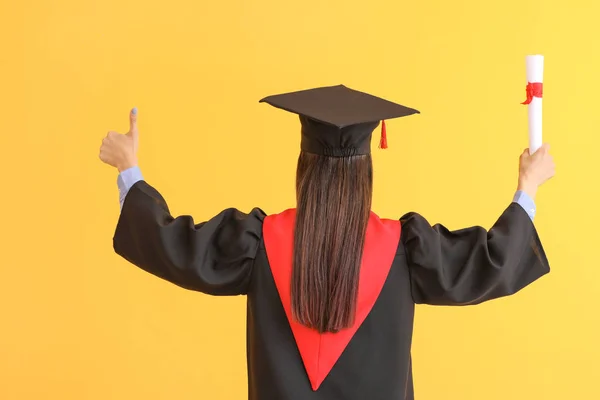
[247, 238, 415, 400]
[401, 204, 550, 305]
[113, 180, 550, 399]
[260, 85, 419, 156]
[113, 180, 266, 295]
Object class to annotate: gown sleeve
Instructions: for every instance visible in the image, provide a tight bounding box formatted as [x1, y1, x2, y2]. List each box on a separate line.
[112, 180, 266, 296]
[401, 202, 550, 305]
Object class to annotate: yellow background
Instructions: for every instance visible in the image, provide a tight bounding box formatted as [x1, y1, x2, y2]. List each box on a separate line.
[1, 0, 599, 399]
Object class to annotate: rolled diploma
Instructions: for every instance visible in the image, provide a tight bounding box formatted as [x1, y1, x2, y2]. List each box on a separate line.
[526, 55, 544, 154]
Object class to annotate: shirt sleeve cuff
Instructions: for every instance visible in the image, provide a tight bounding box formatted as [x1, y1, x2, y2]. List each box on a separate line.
[513, 190, 536, 221]
[117, 166, 143, 208]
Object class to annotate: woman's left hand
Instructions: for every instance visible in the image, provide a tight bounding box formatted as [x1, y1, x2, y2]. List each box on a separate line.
[99, 108, 139, 172]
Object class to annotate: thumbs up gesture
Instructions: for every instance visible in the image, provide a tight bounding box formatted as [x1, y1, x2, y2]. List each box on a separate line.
[99, 108, 139, 172]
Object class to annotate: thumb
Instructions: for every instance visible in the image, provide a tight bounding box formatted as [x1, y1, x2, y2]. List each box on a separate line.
[129, 107, 138, 137]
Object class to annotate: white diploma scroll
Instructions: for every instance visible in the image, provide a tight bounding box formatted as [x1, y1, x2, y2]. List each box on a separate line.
[524, 55, 544, 154]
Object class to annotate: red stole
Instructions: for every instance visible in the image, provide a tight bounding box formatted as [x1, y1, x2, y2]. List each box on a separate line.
[263, 209, 401, 390]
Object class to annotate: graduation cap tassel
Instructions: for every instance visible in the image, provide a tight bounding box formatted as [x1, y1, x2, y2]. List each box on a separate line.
[379, 120, 388, 149]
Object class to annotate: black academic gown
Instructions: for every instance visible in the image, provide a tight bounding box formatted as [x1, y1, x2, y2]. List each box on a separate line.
[113, 180, 550, 400]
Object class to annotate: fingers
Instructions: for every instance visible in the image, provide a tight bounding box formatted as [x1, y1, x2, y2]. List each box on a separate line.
[129, 107, 138, 135]
[99, 144, 111, 164]
[528, 143, 550, 159]
[100, 131, 118, 163]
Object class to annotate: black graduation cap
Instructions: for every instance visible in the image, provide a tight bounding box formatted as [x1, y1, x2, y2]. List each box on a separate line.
[260, 84, 419, 157]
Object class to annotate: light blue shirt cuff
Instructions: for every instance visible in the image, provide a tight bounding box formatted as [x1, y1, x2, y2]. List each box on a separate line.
[117, 166, 144, 209]
[513, 190, 536, 221]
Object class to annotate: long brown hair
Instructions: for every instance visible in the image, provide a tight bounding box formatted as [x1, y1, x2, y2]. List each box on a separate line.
[292, 151, 373, 333]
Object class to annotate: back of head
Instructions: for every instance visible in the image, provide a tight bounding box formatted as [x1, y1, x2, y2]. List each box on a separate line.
[292, 151, 373, 333]
[260, 84, 418, 333]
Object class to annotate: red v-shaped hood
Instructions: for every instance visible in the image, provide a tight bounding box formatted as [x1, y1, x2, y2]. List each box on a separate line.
[263, 209, 401, 391]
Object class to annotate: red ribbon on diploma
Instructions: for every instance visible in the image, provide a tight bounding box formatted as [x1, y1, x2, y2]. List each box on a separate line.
[521, 82, 543, 105]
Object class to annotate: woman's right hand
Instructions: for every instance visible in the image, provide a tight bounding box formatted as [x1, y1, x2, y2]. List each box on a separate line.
[517, 143, 555, 200]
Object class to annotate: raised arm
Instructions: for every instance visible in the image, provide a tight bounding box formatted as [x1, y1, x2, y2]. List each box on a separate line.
[99, 109, 265, 295]
[402, 145, 555, 305]
[114, 179, 265, 295]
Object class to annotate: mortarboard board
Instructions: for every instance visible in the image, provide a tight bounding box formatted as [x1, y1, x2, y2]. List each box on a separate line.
[260, 84, 419, 157]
